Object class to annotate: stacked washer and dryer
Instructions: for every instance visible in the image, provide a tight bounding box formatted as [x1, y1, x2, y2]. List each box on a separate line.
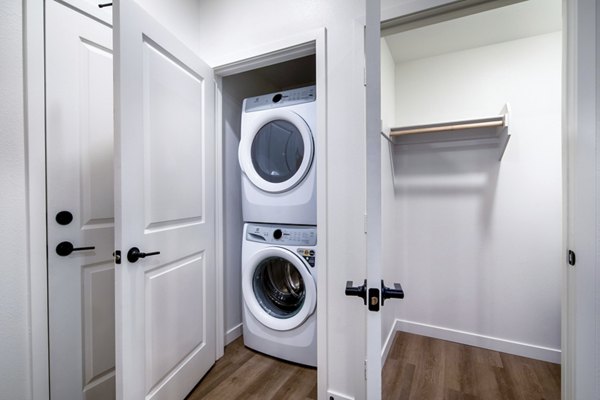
[238, 86, 318, 367]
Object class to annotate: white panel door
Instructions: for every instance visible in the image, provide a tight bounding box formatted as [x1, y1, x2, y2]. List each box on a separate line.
[46, 1, 115, 399]
[113, 1, 216, 399]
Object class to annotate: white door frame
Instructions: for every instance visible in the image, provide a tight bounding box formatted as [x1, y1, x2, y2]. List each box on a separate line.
[563, 0, 599, 399]
[212, 27, 328, 396]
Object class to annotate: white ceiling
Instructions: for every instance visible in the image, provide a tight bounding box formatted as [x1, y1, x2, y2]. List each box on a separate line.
[384, 0, 562, 63]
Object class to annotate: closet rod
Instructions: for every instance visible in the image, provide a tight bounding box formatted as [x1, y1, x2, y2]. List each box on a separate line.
[390, 119, 504, 136]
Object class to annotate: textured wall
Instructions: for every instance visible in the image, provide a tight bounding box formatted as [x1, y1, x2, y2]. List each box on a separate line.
[0, 0, 32, 398]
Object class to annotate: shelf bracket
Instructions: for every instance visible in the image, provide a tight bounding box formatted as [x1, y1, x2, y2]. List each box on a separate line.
[380, 130, 393, 144]
[497, 103, 511, 161]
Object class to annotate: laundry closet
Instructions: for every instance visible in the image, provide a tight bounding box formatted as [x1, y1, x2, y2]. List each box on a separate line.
[220, 56, 317, 349]
[379, 0, 562, 369]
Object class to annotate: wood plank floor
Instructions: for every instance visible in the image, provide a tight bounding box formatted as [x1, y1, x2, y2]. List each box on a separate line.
[383, 332, 561, 400]
[187, 332, 560, 400]
[186, 337, 317, 400]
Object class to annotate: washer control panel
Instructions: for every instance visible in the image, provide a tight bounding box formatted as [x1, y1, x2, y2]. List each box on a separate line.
[297, 248, 316, 267]
[246, 223, 317, 246]
[244, 85, 316, 112]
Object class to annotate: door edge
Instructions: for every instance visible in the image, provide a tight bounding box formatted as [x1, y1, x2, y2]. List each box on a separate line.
[25, 0, 50, 398]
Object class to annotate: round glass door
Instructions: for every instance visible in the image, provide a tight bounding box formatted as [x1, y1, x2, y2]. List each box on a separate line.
[239, 110, 314, 193]
[243, 247, 316, 331]
[251, 120, 305, 184]
[253, 255, 306, 319]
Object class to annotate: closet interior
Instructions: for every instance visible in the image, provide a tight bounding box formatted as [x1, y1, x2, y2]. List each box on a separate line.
[379, 0, 563, 388]
[220, 55, 316, 346]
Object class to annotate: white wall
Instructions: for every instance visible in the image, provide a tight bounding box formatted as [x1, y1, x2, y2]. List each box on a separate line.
[220, 78, 243, 346]
[0, 0, 32, 398]
[386, 31, 562, 362]
[380, 39, 396, 132]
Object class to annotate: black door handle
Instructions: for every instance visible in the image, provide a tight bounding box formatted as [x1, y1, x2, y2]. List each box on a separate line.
[381, 280, 404, 305]
[127, 247, 160, 263]
[345, 279, 367, 305]
[56, 241, 95, 256]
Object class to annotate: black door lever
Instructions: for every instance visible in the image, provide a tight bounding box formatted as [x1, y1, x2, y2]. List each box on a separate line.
[56, 241, 95, 256]
[345, 279, 367, 305]
[127, 247, 160, 263]
[381, 280, 404, 305]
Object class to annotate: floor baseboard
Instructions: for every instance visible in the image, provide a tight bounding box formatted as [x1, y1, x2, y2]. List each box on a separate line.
[225, 323, 243, 345]
[382, 318, 560, 364]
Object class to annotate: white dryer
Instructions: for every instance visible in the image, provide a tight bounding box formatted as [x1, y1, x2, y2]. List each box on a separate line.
[239, 86, 316, 225]
[241, 223, 317, 367]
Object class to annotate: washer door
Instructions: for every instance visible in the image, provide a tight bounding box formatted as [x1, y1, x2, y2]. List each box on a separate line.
[243, 247, 316, 331]
[239, 110, 314, 193]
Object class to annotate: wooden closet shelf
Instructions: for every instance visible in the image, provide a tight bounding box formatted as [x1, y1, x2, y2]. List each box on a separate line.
[389, 116, 505, 136]
[381, 103, 511, 161]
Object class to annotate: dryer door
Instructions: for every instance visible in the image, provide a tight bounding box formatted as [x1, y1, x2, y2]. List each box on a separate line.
[243, 247, 316, 331]
[239, 110, 314, 193]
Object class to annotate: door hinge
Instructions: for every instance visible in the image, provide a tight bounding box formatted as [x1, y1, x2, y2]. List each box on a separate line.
[364, 213, 368, 234]
[568, 249, 576, 266]
[364, 359, 367, 380]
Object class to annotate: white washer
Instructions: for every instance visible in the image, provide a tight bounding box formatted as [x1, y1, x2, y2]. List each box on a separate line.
[239, 86, 316, 225]
[242, 223, 317, 366]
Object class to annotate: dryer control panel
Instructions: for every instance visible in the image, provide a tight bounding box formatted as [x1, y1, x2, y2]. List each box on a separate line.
[244, 85, 316, 112]
[246, 223, 317, 246]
